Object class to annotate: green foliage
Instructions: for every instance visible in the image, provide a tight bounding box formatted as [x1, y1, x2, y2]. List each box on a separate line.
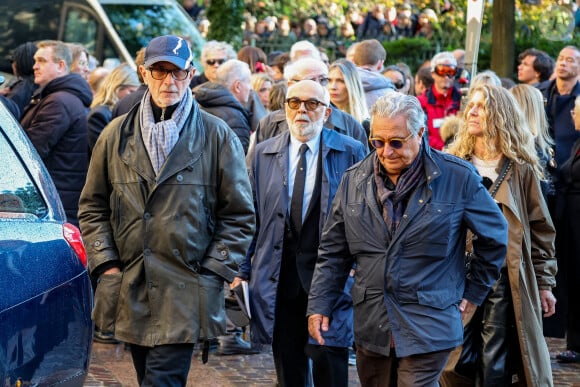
[383, 38, 439, 72]
[206, 0, 245, 50]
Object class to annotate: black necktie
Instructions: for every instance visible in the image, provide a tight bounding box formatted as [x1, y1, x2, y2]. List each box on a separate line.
[290, 144, 309, 234]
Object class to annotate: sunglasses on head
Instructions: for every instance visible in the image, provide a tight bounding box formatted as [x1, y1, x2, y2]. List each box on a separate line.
[285, 97, 327, 111]
[206, 58, 226, 66]
[369, 132, 414, 150]
[434, 65, 458, 78]
[394, 81, 405, 89]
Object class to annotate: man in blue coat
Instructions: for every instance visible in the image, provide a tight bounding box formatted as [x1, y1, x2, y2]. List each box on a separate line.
[235, 80, 366, 386]
[307, 92, 508, 386]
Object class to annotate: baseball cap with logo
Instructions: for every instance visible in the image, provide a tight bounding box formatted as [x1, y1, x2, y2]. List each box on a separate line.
[144, 35, 193, 70]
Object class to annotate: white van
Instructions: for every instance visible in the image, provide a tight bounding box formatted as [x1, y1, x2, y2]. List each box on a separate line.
[0, 0, 205, 74]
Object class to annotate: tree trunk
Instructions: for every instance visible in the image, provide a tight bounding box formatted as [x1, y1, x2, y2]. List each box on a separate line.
[491, 0, 515, 78]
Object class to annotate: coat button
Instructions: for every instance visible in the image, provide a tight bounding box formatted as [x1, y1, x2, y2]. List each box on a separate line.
[176, 174, 183, 182]
[144, 212, 151, 220]
[144, 248, 151, 256]
[173, 249, 180, 256]
[94, 241, 101, 247]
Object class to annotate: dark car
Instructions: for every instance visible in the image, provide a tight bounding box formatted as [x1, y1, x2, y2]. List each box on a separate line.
[0, 102, 93, 386]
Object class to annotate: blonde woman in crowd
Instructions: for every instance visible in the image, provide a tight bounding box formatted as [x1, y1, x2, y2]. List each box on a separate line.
[442, 84, 557, 387]
[251, 73, 274, 111]
[87, 63, 140, 152]
[510, 84, 556, 200]
[327, 58, 369, 132]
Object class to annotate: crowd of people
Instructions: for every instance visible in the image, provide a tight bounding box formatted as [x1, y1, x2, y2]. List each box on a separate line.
[185, 1, 454, 61]
[0, 14, 579, 386]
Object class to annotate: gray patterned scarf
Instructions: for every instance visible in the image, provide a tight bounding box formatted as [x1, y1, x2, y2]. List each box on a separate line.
[140, 88, 193, 175]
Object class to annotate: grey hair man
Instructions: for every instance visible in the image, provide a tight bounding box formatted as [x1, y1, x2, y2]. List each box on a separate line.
[308, 92, 507, 387]
[417, 51, 462, 150]
[236, 79, 366, 386]
[194, 59, 253, 153]
[250, 57, 369, 159]
[190, 40, 237, 88]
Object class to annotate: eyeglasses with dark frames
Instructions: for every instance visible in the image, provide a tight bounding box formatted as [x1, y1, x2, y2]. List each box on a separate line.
[285, 97, 327, 111]
[433, 65, 458, 78]
[369, 132, 414, 150]
[148, 67, 190, 81]
[289, 76, 330, 86]
[206, 58, 226, 66]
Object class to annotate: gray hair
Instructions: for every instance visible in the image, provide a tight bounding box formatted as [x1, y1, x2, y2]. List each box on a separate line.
[200, 40, 236, 63]
[290, 40, 321, 62]
[216, 59, 251, 89]
[470, 70, 502, 88]
[430, 51, 457, 71]
[283, 57, 327, 81]
[369, 91, 425, 136]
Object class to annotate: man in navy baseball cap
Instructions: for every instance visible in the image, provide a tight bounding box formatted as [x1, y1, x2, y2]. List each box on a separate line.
[144, 35, 193, 70]
[80, 31, 256, 385]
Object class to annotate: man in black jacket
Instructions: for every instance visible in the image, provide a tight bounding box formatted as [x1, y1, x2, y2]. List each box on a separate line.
[194, 59, 253, 154]
[20, 40, 92, 226]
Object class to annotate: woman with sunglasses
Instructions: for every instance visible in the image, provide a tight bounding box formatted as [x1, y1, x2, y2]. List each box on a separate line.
[327, 59, 369, 130]
[417, 51, 462, 150]
[442, 84, 557, 387]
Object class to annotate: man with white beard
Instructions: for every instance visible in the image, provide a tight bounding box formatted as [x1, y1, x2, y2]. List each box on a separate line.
[234, 80, 366, 387]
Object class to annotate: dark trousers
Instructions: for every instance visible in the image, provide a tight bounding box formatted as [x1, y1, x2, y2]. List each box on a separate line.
[129, 343, 194, 386]
[356, 346, 451, 387]
[273, 287, 348, 387]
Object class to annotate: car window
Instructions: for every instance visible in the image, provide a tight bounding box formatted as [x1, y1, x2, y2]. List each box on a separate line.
[0, 132, 48, 218]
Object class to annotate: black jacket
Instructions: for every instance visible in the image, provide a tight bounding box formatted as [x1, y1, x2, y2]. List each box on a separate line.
[20, 73, 92, 225]
[194, 82, 251, 154]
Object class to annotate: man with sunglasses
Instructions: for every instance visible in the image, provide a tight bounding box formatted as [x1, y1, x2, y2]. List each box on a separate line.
[190, 40, 236, 89]
[417, 51, 462, 150]
[236, 80, 366, 387]
[79, 35, 255, 386]
[308, 92, 507, 386]
[249, 56, 369, 163]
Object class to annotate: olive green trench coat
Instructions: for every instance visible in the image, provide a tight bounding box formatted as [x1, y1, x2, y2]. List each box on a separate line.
[79, 104, 255, 347]
[441, 161, 557, 386]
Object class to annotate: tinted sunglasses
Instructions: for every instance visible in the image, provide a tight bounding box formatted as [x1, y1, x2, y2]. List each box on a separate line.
[206, 58, 226, 66]
[369, 132, 414, 150]
[285, 97, 327, 111]
[434, 65, 458, 78]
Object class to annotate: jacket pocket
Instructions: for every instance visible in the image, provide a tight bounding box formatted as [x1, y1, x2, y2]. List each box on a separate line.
[92, 272, 123, 333]
[417, 288, 455, 310]
[350, 283, 390, 348]
[197, 272, 226, 339]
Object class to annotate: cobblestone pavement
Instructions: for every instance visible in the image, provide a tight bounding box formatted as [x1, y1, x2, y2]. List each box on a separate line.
[85, 337, 580, 386]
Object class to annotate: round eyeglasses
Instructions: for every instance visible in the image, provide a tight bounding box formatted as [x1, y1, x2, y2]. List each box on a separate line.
[148, 67, 190, 81]
[285, 97, 327, 111]
[369, 132, 414, 150]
